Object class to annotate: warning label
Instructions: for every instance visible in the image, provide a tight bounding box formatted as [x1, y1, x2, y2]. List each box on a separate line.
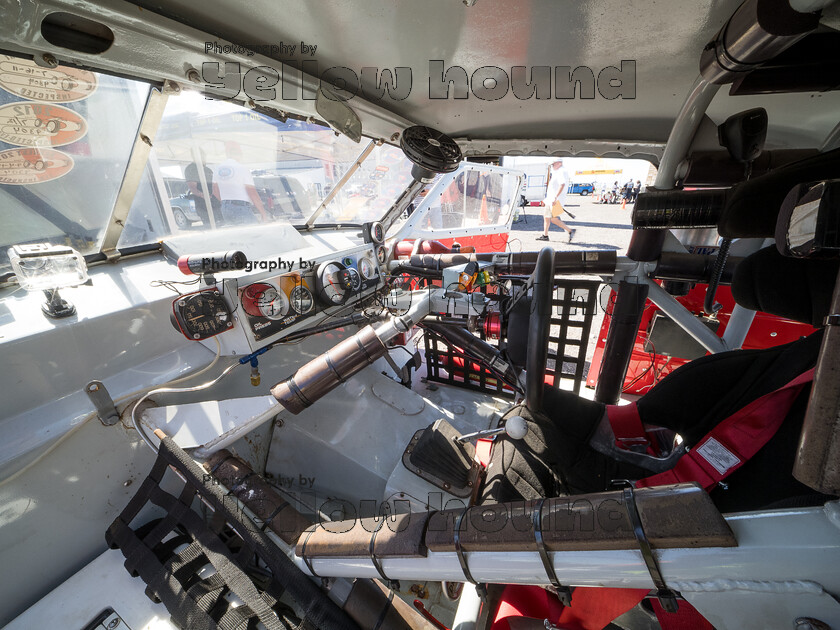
[0, 55, 98, 102]
[0, 102, 88, 147]
[696, 437, 741, 476]
[0, 147, 74, 185]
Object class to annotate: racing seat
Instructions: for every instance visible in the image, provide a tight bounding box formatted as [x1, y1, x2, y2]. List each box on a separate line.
[481, 245, 840, 512]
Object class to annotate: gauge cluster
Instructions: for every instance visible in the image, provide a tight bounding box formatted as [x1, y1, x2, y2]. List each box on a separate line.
[236, 245, 381, 345]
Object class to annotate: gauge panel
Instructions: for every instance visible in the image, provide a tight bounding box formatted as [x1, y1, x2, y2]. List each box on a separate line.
[236, 245, 382, 347]
[238, 272, 316, 341]
[171, 289, 233, 340]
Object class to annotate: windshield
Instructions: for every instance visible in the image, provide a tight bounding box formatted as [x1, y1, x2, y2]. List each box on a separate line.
[0, 55, 150, 273]
[118, 91, 415, 248]
[0, 56, 415, 274]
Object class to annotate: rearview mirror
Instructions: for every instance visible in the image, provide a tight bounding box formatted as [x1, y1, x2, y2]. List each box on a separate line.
[776, 180, 840, 258]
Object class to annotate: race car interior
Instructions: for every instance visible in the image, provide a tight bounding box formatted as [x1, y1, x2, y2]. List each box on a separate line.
[2, 0, 840, 629]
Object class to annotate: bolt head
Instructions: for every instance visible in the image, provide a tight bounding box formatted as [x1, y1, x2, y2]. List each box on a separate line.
[193, 333, 201, 339]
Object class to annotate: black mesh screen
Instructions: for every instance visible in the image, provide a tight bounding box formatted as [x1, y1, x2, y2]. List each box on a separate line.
[423, 279, 600, 396]
[106, 435, 358, 630]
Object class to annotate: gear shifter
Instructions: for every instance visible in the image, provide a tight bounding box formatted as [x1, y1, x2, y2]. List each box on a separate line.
[455, 415, 528, 442]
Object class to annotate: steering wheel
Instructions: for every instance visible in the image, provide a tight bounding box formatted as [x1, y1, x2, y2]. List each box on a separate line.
[525, 247, 555, 412]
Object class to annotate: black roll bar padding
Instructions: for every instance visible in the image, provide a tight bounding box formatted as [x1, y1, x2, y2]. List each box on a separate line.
[654, 252, 743, 284]
[594, 280, 650, 405]
[406, 250, 617, 276]
[631, 189, 729, 230]
[526, 247, 555, 413]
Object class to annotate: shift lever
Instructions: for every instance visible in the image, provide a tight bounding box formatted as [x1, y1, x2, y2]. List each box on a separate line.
[455, 415, 528, 442]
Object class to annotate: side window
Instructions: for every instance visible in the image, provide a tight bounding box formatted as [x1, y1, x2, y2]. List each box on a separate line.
[416, 168, 520, 235]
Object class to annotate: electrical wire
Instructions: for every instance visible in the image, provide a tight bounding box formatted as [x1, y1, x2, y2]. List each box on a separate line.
[0, 337, 224, 487]
[131, 356, 242, 453]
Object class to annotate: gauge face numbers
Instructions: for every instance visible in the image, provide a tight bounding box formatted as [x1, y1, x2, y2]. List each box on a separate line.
[376, 245, 388, 265]
[316, 261, 354, 305]
[370, 221, 385, 244]
[358, 257, 376, 280]
[172, 291, 232, 340]
[290, 285, 314, 314]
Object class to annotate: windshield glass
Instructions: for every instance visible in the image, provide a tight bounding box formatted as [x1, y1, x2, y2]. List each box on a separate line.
[0, 55, 151, 273]
[118, 92, 415, 248]
[0, 55, 415, 274]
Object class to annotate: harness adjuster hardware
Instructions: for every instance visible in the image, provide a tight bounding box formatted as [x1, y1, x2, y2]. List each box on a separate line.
[370, 519, 400, 591]
[533, 498, 573, 606]
[824, 313, 840, 327]
[621, 486, 680, 613]
[454, 507, 487, 601]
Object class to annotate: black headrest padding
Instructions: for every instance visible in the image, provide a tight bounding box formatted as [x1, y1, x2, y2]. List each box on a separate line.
[731, 245, 839, 327]
[719, 148, 840, 239]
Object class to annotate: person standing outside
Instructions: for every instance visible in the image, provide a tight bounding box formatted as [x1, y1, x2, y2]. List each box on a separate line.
[184, 161, 222, 227]
[632, 179, 642, 202]
[212, 142, 269, 225]
[536, 160, 575, 242]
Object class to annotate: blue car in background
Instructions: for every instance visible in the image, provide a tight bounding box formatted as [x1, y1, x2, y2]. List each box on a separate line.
[569, 182, 595, 195]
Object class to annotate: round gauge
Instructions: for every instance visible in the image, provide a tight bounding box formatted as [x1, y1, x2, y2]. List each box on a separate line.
[347, 267, 361, 291]
[316, 261, 353, 305]
[376, 245, 388, 265]
[260, 287, 290, 320]
[241, 283, 271, 318]
[370, 221, 385, 244]
[290, 285, 314, 314]
[172, 290, 233, 340]
[358, 257, 376, 280]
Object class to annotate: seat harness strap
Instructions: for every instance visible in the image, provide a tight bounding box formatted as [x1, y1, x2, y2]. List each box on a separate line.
[637, 368, 815, 491]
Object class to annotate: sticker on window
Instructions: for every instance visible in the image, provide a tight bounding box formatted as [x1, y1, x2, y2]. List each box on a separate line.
[696, 437, 741, 475]
[0, 102, 88, 147]
[0, 55, 98, 102]
[0, 147, 74, 185]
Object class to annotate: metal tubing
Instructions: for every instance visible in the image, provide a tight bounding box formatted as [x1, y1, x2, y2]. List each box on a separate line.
[794, 270, 840, 495]
[594, 280, 650, 404]
[644, 277, 728, 354]
[381, 179, 429, 234]
[721, 304, 758, 350]
[700, 0, 824, 85]
[655, 77, 722, 192]
[452, 584, 482, 630]
[602, 76, 720, 401]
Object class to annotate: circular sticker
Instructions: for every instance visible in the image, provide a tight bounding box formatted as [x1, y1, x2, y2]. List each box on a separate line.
[0, 147, 74, 185]
[0, 101, 88, 147]
[0, 55, 97, 102]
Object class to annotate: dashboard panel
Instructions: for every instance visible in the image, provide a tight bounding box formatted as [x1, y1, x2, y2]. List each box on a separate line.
[234, 244, 382, 348]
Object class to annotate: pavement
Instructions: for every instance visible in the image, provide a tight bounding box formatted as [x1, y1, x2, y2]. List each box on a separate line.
[509, 194, 636, 394]
[509, 194, 634, 255]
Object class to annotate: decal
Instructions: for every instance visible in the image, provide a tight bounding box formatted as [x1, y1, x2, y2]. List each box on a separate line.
[0, 147, 74, 185]
[0, 55, 98, 102]
[0, 102, 88, 147]
[696, 437, 741, 476]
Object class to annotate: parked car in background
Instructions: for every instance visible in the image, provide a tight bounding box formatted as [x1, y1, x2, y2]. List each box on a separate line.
[569, 182, 595, 195]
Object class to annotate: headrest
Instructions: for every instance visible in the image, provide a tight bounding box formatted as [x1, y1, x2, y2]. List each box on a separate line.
[719, 148, 840, 239]
[731, 245, 839, 327]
